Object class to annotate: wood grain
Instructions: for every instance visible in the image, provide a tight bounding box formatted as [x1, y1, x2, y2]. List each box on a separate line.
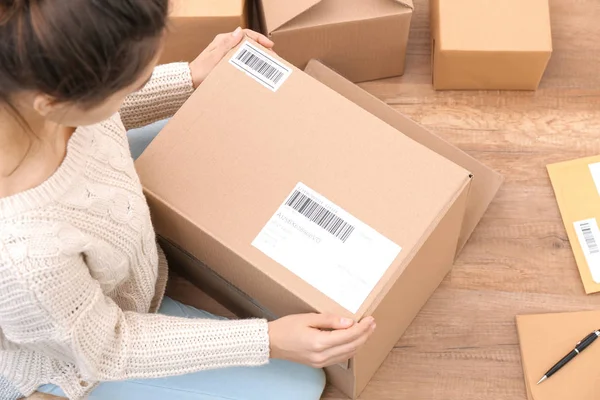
[29, 0, 599, 399]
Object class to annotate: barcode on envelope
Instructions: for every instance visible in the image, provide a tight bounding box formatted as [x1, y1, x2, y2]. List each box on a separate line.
[229, 42, 291, 91]
[574, 218, 600, 283]
[577, 220, 600, 254]
[286, 190, 355, 242]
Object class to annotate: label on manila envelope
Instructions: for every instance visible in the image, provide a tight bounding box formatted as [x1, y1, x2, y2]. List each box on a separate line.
[547, 155, 600, 294]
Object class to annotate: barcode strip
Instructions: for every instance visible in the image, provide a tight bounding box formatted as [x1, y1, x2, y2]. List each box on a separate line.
[580, 222, 600, 254]
[285, 190, 355, 242]
[235, 48, 285, 87]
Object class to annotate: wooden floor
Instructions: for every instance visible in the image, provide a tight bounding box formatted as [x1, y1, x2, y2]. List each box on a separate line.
[170, 0, 600, 399]
[29, 1, 600, 399]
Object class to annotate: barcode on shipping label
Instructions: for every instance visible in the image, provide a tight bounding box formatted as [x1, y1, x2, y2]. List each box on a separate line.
[579, 221, 600, 254]
[229, 41, 291, 91]
[285, 190, 355, 243]
[252, 182, 402, 313]
[574, 218, 600, 283]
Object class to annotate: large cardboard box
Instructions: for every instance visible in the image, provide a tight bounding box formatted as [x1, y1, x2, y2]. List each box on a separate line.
[159, 0, 249, 65]
[430, 0, 553, 90]
[255, 0, 414, 83]
[135, 39, 502, 398]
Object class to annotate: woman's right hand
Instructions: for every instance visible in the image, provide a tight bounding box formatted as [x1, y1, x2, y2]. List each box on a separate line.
[267, 313, 376, 368]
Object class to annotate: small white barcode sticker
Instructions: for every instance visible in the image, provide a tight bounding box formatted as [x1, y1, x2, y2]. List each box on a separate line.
[574, 218, 600, 283]
[252, 182, 402, 313]
[229, 41, 291, 92]
[285, 190, 355, 243]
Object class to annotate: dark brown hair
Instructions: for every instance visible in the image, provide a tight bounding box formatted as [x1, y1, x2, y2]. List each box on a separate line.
[0, 0, 169, 109]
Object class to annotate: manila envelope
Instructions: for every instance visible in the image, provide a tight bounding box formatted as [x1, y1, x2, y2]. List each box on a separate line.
[516, 310, 600, 400]
[548, 155, 600, 294]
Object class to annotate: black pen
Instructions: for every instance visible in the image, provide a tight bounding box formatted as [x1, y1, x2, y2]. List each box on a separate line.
[537, 329, 600, 384]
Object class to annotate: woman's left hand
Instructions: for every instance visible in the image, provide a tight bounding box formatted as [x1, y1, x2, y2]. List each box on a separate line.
[189, 27, 274, 89]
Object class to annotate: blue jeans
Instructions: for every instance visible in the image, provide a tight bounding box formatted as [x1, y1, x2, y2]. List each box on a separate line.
[38, 298, 325, 399]
[37, 121, 326, 399]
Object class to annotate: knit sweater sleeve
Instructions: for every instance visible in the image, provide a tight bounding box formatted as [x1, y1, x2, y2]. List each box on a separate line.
[1, 252, 271, 382]
[119, 62, 195, 131]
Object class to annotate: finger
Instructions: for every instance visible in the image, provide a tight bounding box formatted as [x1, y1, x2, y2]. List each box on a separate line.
[308, 313, 355, 330]
[225, 26, 245, 48]
[322, 317, 374, 347]
[242, 29, 275, 48]
[323, 322, 376, 361]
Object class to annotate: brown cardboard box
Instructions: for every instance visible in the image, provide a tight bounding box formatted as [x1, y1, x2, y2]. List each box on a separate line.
[135, 39, 501, 398]
[431, 0, 553, 90]
[159, 0, 249, 65]
[255, 0, 414, 83]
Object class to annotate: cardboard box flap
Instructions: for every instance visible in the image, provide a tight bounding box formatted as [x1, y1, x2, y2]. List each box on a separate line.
[281, 0, 414, 31]
[304, 59, 503, 253]
[260, 0, 322, 33]
[392, 0, 414, 9]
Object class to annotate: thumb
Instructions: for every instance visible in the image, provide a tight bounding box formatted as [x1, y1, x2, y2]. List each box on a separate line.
[308, 314, 355, 330]
[213, 27, 244, 60]
[226, 26, 244, 48]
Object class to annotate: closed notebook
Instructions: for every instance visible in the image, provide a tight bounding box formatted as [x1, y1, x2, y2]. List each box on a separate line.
[516, 310, 600, 400]
[547, 155, 600, 294]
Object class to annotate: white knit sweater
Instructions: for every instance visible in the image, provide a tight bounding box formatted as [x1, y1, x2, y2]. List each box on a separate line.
[0, 63, 270, 399]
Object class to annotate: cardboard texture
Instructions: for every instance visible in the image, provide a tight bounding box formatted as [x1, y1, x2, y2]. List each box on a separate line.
[256, 0, 414, 83]
[136, 38, 473, 398]
[135, 39, 502, 398]
[516, 310, 600, 400]
[430, 0, 553, 90]
[547, 155, 600, 294]
[304, 60, 503, 253]
[159, 0, 248, 65]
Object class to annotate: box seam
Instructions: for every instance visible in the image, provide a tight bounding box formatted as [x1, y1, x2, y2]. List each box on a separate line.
[274, 9, 412, 34]
[263, 0, 324, 34]
[392, 0, 414, 10]
[455, 174, 475, 256]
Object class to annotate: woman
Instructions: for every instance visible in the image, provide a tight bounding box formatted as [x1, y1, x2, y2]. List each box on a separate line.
[0, 1, 376, 399]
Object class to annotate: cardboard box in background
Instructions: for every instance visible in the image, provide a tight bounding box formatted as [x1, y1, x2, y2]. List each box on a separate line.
[159, 0, 249, 65]
[136, 39, 502, 398]
[255, 0, 414, 83]
[430, 0, 552, 90]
